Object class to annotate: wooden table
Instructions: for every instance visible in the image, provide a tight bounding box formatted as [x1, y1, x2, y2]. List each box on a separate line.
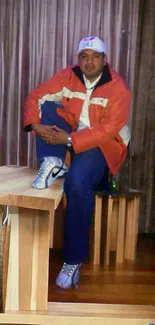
[0, 166, 64, 312]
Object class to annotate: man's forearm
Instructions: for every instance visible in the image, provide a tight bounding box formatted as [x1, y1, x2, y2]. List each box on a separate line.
[24, 122, 40, 132]
[31, 123, 41, 132]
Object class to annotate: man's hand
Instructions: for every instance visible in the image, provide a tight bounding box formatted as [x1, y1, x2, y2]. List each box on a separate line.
[36, 125, 69, 145]
[31, 123, 54, 137]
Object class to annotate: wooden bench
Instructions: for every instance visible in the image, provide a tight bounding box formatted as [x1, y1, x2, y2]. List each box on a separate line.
[93, 189, 142, 265]
[0, 166, 64, 312]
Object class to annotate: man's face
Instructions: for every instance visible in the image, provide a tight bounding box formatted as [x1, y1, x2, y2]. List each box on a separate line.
[78, 49, 107, 81]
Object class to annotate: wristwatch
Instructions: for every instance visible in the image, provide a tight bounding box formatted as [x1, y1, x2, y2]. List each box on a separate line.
[66, 134, 72, 147]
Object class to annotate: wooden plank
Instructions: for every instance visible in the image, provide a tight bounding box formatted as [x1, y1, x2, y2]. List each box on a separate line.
[116, 197, 126, 264]
[35, 209, 50, 310]
[0, 166, 64, 211]
[2, 209, 11, 311]
[0, 302, 155, 324]
[4, 207, 50, 312]
[4, 207, 19, 311]
[0, 315, 155, 325]
[105, 198, 113, 265]
[130, 197, 140, 260]
[49, 210, 55, 248]
[18, 207, 34, 311]
[0, 188, 62, 211]
[124, 198, 133, 259]
[47, 302, 155, 314]
[110, 201, 118, 251]
[93, 196, 102, 265]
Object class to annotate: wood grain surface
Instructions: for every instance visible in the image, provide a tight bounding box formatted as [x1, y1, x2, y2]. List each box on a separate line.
[0, 166, 64, 210]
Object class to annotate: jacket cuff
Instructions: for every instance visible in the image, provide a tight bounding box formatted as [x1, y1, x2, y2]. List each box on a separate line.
[24, 124, 33, 132]
[71, 128, 99, 153]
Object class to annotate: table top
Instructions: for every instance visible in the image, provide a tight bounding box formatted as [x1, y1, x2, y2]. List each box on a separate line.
[0, 166, 64, 210]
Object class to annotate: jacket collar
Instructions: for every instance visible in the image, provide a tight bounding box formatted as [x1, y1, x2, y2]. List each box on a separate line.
[72, 64, 112, 89]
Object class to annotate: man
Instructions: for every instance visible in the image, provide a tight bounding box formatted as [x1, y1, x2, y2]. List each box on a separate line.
[24, 36, 131, 289]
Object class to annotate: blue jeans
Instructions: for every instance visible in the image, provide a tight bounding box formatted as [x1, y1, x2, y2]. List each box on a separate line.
[36, 101, 108, 264]
[36, 101, 72, 161]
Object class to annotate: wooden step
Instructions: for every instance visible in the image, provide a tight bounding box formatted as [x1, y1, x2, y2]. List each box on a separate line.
[0, 302, 155, 324]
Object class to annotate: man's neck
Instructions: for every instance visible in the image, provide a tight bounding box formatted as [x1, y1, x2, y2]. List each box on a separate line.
[83, 74, 102, 89]
[85, 75, 101, 83]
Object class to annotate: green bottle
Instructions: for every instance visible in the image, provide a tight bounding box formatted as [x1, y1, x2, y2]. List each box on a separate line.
[108, 173, 119, 193]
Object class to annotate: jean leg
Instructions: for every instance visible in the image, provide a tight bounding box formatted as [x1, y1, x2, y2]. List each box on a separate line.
[63, 147, 108, 264]
[36, 101, 72, 161]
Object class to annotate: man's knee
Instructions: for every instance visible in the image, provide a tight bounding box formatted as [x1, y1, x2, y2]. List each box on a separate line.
[41, 101, 63, 125]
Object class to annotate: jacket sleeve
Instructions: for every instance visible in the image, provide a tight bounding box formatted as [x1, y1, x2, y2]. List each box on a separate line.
[24, 70, 67, 129]
[71, 87, 131, 153]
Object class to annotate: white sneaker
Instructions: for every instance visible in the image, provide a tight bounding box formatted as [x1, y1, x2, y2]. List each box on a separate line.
[32, 157, 68, 189]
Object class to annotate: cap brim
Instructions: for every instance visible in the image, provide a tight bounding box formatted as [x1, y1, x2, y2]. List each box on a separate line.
[76, 48, 104, 55]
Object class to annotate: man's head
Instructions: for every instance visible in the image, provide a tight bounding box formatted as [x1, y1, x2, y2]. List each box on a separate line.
[77, 36, 107, 82]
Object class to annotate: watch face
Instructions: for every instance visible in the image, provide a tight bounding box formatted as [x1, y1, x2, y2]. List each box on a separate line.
[67, 135, 72, 147]
[67, 140, 72, 147]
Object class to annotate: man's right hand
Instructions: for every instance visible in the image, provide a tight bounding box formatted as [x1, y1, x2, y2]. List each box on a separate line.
[31, 123, 54, 138]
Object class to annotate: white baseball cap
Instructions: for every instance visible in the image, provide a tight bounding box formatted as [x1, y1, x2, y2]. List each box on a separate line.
[76, 36, 106, 55]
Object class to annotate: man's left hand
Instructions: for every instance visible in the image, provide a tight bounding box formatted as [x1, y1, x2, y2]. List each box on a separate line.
[41, 125, 68, 145]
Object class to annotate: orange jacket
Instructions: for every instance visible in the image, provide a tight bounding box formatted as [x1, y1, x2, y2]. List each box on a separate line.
[24, 64, 131, 174]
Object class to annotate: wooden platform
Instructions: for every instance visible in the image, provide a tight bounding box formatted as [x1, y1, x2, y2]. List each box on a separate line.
[0, 302, 155, 324]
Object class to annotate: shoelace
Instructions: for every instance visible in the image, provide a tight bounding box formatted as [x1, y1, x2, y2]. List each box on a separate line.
[37, 162, 56, 179]
[62, 263, 78, 276]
